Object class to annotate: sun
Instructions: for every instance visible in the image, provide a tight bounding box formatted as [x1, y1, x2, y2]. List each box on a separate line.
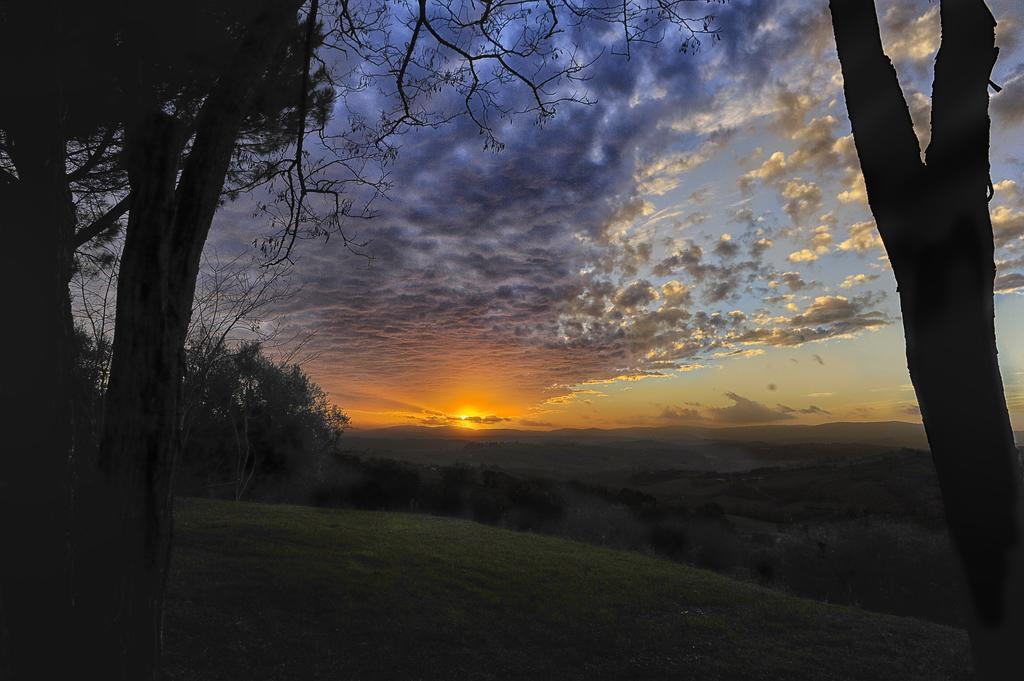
[451, 404, 486, 428]
[454, 405, 479, 419]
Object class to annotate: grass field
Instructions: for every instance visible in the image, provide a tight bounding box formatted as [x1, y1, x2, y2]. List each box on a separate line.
[162, 498, 973, 680]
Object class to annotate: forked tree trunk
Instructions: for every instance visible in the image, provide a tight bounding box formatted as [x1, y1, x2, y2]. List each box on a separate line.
[830, 1, 1024, 677]
[88, 3, 303, 677]
[0, 101, 78, 680]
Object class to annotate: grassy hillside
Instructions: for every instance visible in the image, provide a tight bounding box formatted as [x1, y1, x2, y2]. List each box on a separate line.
[162, 498, 972, 680]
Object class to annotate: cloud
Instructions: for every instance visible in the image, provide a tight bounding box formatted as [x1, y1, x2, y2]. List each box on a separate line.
[652, 241, 704, 277]
[907, 90, 932, 152]
[781, 179, 823, 224]
[233, 30, 740, 404]
[994, 179, 1022, 203]
[740, 150, 789, 190]
[996, 272, 1024, 294]
[810, 224, 833, 252]
[773, 87, 817, 136]
[708, 392, 795, 424]
[992, 69, 1024, 127]
[837, 221, 884, 253]
[787, 116, 847, 173]
[992, 204, 1024, 248]
[879, 5, 940, 66]
[636, 132, 733, 196]
[413, 412, 513, 427]
[714, 233, 740, 258]
[899, 402, 922, 417]
[464, 415, 512, 424]
[751, 237, 773, 257]
[791, 295, 877, 325]
[733, 294, 889, 347]
[660, 280, 693, 308]
[614, 280, 660, 311]
[519, 419, 555, 428]
[579, 371, 671, 385]
[839, 273, 879, 288]
[788, 249, 819, 263]
[658, 405, 705, 422]
[777, 403, 832, 416]
[199, 0, 920, 424]
[544, 389, 607, 406]
[739, 115, 849, 195]
[774, 271, 808, 291]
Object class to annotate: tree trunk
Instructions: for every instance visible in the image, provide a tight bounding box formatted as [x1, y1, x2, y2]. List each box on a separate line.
[0, 104, 78, 678]
[87, 3, 304, 677]
[830, 1, 1024, 677]
[84, 112, 187, 679]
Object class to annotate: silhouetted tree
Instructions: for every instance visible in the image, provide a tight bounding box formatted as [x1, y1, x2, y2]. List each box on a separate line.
[0, 2, 327, 677]
[0, 4, 126, 676]
[181, 252, 303, 455]
[829, 1, 1022, 676]
[176, 341, 349, 501]
[85, 4, 329, 677]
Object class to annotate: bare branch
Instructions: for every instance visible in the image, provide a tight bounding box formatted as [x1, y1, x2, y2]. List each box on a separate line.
[74, 193, 131, 248]
[210, 1, 723, 269]
[67, 128, 118, 182]
[829, 0, 924, 255]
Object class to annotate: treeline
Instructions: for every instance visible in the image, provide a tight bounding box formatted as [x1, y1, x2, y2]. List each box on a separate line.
[73, 332, 347, 501]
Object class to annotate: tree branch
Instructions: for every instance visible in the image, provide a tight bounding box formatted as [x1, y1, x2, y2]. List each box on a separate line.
[67, 128, 117, 182]
[927, 0, 998, 199]
[169, 0, 305, 280]
[829, 0, 926, 253]
[73, 193, 131, 248]
[0, 166, 17, 187]
[266, 0, 320, 266]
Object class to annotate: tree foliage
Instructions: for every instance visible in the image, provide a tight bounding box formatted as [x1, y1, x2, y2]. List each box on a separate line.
[178, 342, 349, 501]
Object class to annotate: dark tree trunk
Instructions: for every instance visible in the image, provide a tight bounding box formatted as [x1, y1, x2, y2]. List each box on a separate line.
[0, 105, 78, 677]
[830, 1, 1024, 677]
[85, 112, 187, 679]
[87, 3, 303, 677]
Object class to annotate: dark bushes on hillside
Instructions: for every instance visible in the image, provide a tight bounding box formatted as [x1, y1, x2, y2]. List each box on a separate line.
[308, 453, 967, 627]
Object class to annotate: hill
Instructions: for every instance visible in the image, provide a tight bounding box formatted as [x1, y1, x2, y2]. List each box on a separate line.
[602, 448, 947, 524]
[339, 421, 935, 477]
[354, 420, 932, 449]
[162, 498, 971, 680]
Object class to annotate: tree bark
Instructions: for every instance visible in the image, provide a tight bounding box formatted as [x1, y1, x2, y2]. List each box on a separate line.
[88, 2, 304, 677]
[83, 111, 186, 679]
[830, 1, 1024, 677]
[0, 99, 78, 678]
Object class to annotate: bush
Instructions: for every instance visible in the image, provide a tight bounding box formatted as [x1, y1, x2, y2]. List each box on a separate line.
[175, 342, 349, 501]
[770, 519, 965, 625]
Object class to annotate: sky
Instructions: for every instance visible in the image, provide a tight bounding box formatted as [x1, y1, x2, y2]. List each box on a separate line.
[207, 0, 1024, 431]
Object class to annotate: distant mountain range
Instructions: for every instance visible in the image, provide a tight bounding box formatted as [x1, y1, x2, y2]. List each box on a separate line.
[352, 421, 935, 449]
[342, 421, 1024, 477]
